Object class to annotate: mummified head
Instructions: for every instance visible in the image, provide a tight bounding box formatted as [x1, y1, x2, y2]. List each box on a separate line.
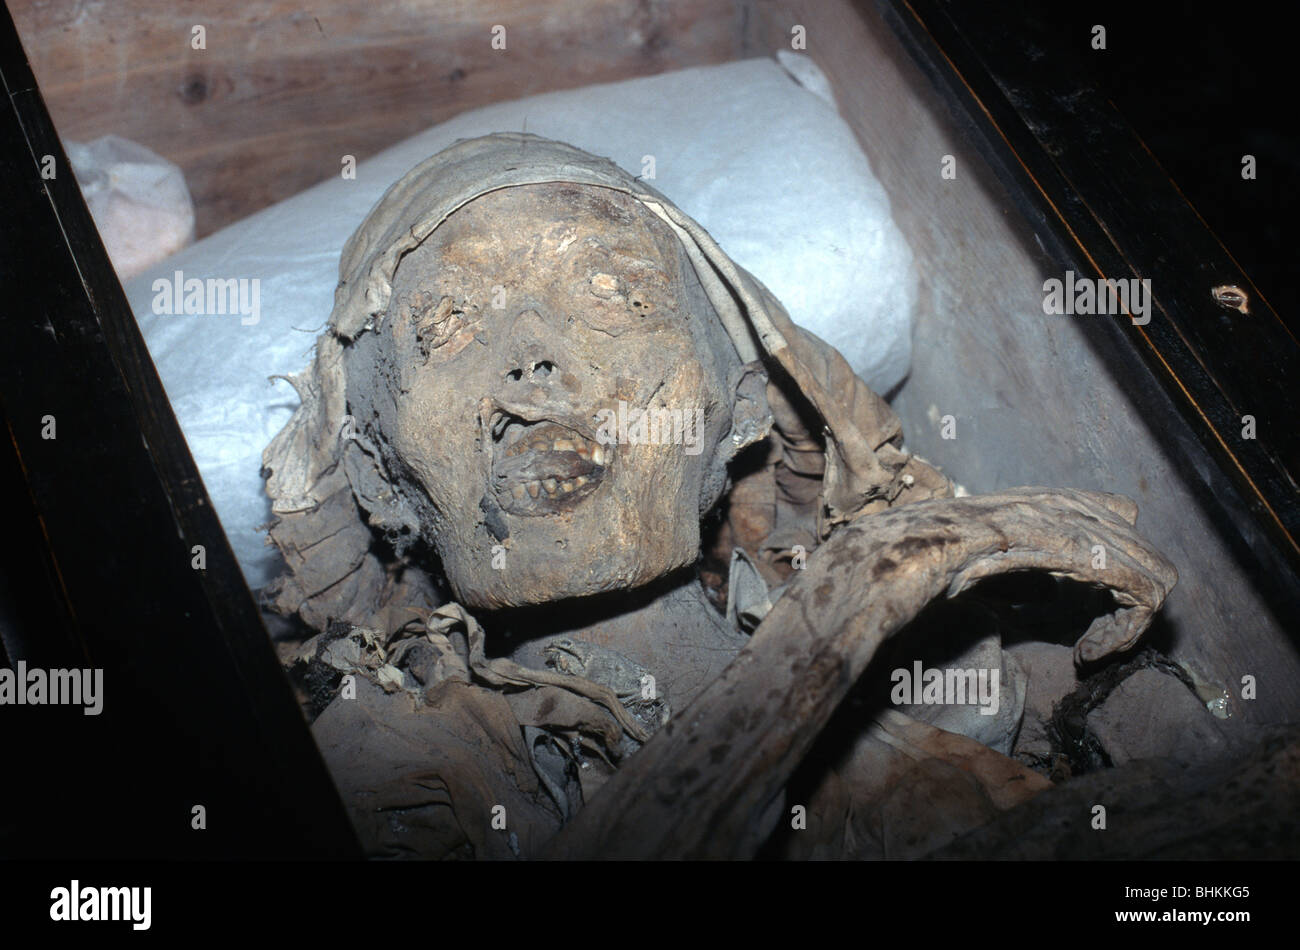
[342, 183, 770, 610]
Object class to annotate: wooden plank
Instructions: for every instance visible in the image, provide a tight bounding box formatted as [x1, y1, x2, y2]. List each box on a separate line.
[10, 0, 742, 235]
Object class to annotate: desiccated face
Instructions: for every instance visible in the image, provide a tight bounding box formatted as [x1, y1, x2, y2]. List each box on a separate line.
[350, 183, 749, 609]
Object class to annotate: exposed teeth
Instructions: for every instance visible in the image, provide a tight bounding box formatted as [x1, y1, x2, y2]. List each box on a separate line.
[505, 436, 606, 458]
[511, 477, 595, 503]
[493, 420, 608, 512]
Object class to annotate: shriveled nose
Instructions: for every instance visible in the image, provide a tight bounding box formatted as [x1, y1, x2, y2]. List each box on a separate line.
[505, 309, 561, 383]
[505, 357, 557, 383]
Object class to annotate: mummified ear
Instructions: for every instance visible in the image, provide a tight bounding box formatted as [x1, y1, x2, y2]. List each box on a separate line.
[341, 426, 421, 543]
[699, 361, 773, 516]
[729, 361, 774, 457]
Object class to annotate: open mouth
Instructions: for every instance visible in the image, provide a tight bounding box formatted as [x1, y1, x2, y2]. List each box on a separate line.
[489, 410, 610, 516]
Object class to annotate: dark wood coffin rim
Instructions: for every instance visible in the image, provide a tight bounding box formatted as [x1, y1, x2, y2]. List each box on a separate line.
[0, 2, 359, 858]
[883, 0, 1300, 604]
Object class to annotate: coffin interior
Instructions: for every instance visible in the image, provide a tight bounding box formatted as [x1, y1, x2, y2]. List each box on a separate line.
[12, 0, 1295, 721]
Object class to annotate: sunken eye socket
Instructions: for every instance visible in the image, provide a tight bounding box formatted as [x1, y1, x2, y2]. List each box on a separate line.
[395, 290, 479, 355]
[627, 292, 655, 314]
[586, 272, 662, 318]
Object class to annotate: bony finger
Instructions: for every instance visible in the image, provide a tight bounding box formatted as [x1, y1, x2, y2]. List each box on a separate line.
[1073, 489, 1140, 526]
[1074, 604, 1153, 664]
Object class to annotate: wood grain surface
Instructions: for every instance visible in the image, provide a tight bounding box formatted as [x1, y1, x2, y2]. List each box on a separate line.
[10, 0, 742, 235]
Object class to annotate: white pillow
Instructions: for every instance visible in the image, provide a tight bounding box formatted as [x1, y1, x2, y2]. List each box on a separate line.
[124, 55, 917, 590]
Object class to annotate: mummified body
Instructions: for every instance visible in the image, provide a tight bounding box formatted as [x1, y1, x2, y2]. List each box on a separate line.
[263, 134, 1178, 859]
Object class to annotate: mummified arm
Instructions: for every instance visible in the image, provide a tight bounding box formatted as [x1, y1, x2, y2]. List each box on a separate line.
[542, 488, 1178, 859]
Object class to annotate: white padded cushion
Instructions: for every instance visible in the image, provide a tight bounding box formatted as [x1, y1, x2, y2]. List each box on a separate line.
[124, 55, 917, 590]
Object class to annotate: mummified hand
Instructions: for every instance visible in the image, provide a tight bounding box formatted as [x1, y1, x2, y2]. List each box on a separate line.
[543, 488, 1178, 859]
